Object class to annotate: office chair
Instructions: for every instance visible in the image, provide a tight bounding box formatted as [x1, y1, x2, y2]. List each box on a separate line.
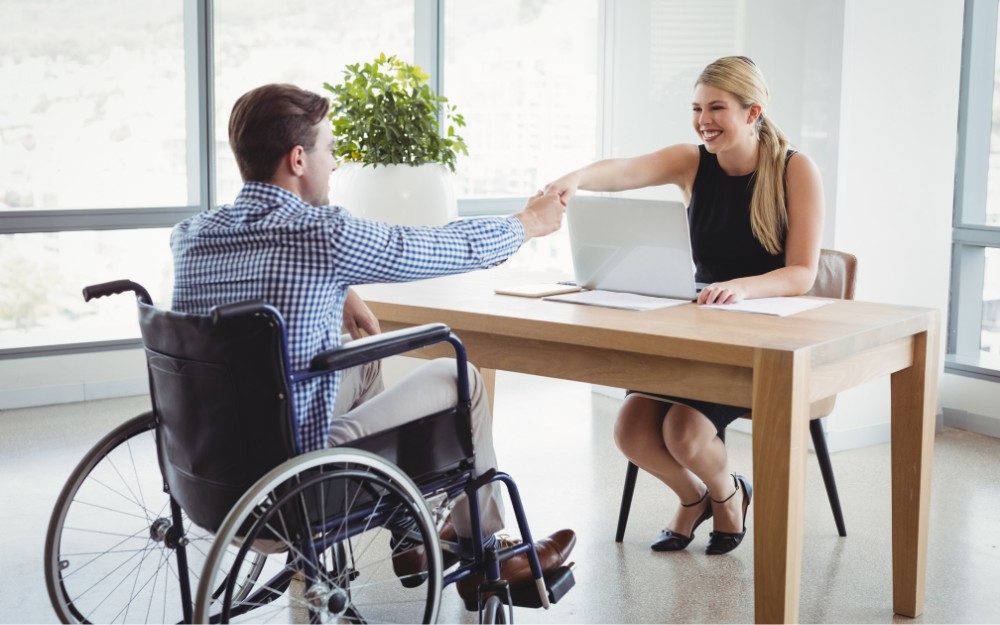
[615, 249, 858, 542]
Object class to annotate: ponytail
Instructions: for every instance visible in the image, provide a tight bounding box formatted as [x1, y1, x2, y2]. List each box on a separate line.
[697, 56, 791, 255]
[750, 115, 790, 255]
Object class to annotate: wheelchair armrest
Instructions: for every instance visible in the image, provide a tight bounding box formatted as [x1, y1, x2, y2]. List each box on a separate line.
[210, 299, 270, 323]
[309, 323, 453, 372]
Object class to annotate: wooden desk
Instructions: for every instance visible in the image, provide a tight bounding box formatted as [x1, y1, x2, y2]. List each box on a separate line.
[357, 269, 940, 624]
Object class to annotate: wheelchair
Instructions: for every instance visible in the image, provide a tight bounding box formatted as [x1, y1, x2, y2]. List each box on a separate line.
[44, 280, 575, 624]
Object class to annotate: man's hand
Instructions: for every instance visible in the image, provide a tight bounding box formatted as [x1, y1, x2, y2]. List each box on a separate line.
[515, 189, 565, 241]
[343, 288, 380, 340]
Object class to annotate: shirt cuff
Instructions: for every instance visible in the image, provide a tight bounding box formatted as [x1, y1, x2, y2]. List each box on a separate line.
[505, 214, 526, 244]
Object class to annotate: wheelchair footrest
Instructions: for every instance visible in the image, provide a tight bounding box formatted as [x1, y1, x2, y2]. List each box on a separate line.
[509, 565, 575, 609]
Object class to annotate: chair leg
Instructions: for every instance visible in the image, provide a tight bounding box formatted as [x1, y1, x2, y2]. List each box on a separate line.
[810, 419, 847, 537]
[615, 461, 640, 543]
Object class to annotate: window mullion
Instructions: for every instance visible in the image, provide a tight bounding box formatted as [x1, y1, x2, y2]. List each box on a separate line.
[184, 0, 216, 212]
[954, 0, 997, 227]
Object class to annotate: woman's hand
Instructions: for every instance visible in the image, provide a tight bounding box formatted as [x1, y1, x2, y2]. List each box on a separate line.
[343, 288, 380, 339]
[542, 172, 582, 207]
[697, 280, 749, 305]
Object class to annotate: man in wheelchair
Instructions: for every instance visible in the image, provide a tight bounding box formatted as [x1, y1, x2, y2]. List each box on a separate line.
[170, 83, 576, 607]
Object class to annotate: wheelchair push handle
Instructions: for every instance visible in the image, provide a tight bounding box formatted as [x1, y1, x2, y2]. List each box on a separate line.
[82, 280, 153, 305]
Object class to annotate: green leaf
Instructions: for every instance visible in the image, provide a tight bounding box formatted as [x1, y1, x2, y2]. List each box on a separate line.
[324, 53, 468, 168]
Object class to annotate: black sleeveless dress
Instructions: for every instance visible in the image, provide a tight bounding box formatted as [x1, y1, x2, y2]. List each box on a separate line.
[626, 145, 788, 435]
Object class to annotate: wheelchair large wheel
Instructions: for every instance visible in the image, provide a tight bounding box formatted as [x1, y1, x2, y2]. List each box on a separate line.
[195, 448, 443, 624]
[44, 412, 273, 623]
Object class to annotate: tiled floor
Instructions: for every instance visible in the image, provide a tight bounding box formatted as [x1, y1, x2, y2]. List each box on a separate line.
[3, 370, 999, 623]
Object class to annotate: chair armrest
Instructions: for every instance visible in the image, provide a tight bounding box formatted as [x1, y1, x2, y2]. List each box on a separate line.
[210, 300, 270, 322]
[309, 323, 452, 372]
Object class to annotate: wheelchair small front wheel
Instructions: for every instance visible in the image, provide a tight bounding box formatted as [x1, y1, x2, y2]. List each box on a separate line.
[481, 593, 510, 624]
[195, 448, 443, 624]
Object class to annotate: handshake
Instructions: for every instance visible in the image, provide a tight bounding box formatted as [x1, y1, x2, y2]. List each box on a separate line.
[514, 177, 575, 241]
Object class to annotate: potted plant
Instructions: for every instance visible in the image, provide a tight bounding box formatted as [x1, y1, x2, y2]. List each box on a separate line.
[323, 53, 468, 226]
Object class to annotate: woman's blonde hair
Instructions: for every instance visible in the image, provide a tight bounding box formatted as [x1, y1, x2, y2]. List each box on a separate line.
[697, 56, 790, 254]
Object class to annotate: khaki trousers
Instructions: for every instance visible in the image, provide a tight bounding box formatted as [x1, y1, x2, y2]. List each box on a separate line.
[329, 355, 505, 538]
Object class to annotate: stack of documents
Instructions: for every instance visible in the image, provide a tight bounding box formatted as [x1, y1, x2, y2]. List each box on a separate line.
[544, 291, 834, 316]
[700, 297, 832, 316]
[544, 289, 690, 311]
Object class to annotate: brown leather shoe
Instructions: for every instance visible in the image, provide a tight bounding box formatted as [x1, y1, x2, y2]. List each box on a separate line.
[455, 529, 576, 605]
[391, 520, 459, 588]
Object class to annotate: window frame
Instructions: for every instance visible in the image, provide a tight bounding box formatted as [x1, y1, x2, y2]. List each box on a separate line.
[949, 0, 1000, 381]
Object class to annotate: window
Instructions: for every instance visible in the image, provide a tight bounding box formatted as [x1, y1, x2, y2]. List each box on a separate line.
[0, 2, 192, 211]
[0, 0, 416, 354]
[212, 0, 415, 203]
[0, 0, 199, 353]
[444, 0, 599, 203]
[0, 230, 173, 350]
[443, 0, 599, 271]
[950, 0, 1000, 379]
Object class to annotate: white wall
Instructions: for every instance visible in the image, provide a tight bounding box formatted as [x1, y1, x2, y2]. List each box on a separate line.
[0, 348, 147, 409]
[822, 0, 993, 447]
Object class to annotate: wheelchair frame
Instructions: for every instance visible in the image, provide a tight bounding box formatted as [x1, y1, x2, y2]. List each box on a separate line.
[44, 280, 574, 624]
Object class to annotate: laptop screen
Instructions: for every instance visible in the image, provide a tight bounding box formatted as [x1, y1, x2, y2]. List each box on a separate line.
[566, 196, 697, 300]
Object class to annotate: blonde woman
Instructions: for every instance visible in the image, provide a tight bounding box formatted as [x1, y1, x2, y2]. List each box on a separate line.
[544, 56, 824, 555]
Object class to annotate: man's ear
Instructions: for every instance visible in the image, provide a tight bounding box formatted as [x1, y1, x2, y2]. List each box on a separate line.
[286, 145, 307, 176]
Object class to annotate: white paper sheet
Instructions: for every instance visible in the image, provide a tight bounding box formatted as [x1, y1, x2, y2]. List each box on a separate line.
[544, 289, 691, 311]
[700, 297, 833, 316]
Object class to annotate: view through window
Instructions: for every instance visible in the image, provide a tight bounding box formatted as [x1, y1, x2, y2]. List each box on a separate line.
[213, 0, 415, 203]
[0, 1, 189, 350]
[444, 0, 598, 273]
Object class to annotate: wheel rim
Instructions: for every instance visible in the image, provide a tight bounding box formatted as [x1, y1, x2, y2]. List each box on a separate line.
[44, 413, 268, 624]
[196, 448, 443, 624]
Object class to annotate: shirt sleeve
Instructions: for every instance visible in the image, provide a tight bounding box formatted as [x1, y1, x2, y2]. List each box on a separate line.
[327, 214, 527, 285]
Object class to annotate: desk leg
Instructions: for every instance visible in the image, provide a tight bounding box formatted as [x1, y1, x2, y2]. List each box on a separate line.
[751, 349, 809, 624]
[481, 367, 497, 415]
[890, 324, 939, 617]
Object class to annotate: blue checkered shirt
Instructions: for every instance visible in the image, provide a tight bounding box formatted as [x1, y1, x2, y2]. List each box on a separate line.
[171, 181, 525, 452]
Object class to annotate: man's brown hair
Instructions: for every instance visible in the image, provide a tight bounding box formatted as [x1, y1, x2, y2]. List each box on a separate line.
[228, 83, 330, 182]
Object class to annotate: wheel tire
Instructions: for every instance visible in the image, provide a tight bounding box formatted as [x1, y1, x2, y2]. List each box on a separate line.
[44, 412, 268, 623]
[195, 448, 442, 624]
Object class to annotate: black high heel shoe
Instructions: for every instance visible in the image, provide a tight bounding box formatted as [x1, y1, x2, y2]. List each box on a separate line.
[705, 474, 752, 555]
[650, 487, 713, 552]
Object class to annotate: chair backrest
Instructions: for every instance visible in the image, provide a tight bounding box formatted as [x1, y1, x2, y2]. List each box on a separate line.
[741, 249, 858, 421]
[805, 249, 857, 300]
[138, 301, 297, 532]
[805, 249, 858, 418]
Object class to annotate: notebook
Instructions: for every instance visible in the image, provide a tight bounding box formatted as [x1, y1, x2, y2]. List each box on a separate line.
[564, 195, 699, 301]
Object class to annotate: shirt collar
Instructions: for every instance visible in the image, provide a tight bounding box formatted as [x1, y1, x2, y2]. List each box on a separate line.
[234, 181, 310, 212]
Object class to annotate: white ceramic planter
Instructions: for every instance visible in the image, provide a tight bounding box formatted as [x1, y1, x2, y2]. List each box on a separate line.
[329, 162, 458, 227]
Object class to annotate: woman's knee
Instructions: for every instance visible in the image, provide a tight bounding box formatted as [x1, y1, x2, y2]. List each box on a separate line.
[662, 407, 716, 463]
[613, 397, 663, 457]
[663, 420, 716, 465]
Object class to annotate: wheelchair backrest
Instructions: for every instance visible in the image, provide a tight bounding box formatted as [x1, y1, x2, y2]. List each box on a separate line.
[137, 301, 297, 532]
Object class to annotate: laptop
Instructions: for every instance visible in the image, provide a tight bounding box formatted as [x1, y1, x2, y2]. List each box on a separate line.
[566, 195, 699, 300]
